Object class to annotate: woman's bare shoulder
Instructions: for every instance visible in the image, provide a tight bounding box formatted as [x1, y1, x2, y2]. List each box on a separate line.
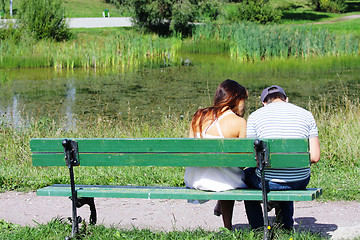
[221, 111, 246, 124]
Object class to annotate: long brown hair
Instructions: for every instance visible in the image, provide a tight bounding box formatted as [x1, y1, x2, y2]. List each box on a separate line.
[191, 79, 248, 135]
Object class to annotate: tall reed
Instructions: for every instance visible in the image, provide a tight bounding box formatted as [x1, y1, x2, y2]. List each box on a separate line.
[188, 23, 360, 62]
[0, 32, 182, 71]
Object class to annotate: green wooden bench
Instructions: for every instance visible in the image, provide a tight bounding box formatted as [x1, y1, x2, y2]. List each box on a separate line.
[30, 138, 322, 239]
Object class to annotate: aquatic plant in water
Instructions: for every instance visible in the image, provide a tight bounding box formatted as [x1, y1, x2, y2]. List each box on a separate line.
[0, 32, 182, 71]
[188, 23, 360, 62]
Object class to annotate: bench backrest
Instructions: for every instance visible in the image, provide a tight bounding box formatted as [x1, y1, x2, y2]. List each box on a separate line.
[30, 138, 310, 168]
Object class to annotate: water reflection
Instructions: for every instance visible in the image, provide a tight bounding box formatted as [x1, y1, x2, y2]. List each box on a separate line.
[65, 79, 76, 130]
[0, 94, 22, 127]
[0, 55, 359, 127]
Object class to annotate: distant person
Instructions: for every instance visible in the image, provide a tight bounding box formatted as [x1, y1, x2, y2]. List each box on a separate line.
[184, 79, 248, 230]
[245, 85, 320, 230]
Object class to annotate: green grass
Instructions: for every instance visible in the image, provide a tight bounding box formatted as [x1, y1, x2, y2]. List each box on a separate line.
[1, 96, 360, 201]
[273, 0, 360, 25]
[305, 18, 360, 35]
[0, 218, 323, 239]
[62, 0, 131, 18]
[2, 0, 130, 18]
[310, 96, 360, 200]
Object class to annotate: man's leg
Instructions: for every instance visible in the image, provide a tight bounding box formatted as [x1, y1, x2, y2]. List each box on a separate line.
[268, 178, 309, 229]
[275, 201, 294, 229]
[244, 168, 264, 229]
[244, 200, 264, 229]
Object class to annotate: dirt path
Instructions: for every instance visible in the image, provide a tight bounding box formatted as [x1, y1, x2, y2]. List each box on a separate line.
[0, 191, 359, 239]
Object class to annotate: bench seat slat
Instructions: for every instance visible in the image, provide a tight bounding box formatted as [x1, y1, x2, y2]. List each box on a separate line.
[36, 184, 322, 201]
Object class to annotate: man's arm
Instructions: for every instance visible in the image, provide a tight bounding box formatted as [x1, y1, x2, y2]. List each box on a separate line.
[309, 136, 320, 163]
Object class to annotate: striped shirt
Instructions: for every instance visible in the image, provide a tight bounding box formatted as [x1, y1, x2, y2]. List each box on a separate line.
[247, 101, 318, 182]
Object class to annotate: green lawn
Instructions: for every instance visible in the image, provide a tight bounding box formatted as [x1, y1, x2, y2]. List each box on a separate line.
[62, 0, 131, 18]
[3, 0, 360, 21]
[3, 0, 130, 18]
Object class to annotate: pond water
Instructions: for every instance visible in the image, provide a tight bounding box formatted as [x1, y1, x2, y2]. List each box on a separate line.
[0, 53, 359, 127]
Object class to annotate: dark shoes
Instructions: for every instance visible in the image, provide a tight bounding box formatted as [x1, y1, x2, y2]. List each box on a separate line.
[214, 201, 222, 216]
[267, 201, 280, 212]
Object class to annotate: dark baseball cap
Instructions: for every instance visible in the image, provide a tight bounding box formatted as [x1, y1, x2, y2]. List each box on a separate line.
[260, 85, 286, 102]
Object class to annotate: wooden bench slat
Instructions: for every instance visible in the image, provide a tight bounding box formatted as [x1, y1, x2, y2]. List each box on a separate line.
[32, 153, 257, 167]
[267, 139, 309, 153]
[270, 154, 310, 168]
[37, 184, 321, 201]
[30, 138, 308, 153]
[32, 153, 310, 168]
[30, 138, 255, 153]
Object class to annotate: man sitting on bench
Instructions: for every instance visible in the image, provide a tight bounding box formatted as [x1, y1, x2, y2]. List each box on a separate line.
[244, 85, 321, 230]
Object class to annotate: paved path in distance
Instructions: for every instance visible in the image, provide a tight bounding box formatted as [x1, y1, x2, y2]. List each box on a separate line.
[67, 17, 132, 28]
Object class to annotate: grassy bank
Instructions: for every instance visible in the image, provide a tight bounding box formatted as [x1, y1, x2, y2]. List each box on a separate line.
[1, 97, 359, 201]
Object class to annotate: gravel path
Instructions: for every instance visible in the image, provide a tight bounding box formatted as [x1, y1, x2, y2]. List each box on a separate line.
[0, 191, 359, 239]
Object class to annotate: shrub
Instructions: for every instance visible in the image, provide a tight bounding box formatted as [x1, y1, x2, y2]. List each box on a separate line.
[170, 0, 195, 35]
[0, 0, 5, 12]
[198, 0, 223, 21]
[131, 0, 196, 36]
[310, 0, 347, 13]
[225, 0, 282, 24]
[17, 0, 71, 41]
[0, 21, 19, 41]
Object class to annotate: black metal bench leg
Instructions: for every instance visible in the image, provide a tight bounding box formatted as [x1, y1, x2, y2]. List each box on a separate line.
[254, 139, 270, 240]
[69, 166, 80, 238]
[63, 139, 81, 239]
[76, 197, 97, 225]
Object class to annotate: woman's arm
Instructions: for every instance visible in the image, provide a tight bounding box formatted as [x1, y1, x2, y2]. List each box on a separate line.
[189, 125, 195, 138]
[238, 118, 246, 138]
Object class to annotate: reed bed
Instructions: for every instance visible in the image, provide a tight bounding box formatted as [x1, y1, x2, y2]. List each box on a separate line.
[186, 23, 360, 62]
[1, 98, 360, 200]
[0, 33, 182, 71]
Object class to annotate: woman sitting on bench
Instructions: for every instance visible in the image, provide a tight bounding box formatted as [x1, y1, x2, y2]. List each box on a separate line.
[184, 79, 248, 230]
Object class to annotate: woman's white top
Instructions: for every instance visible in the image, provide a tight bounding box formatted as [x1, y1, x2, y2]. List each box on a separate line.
[184, 111, 247, 192]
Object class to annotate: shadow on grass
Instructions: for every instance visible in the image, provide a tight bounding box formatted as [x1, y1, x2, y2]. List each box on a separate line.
[282, 11, 331, 22]
[346, 2, 360, 12]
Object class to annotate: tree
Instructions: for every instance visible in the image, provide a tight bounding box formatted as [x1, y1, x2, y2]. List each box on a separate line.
[131, 0, 197, 36]
[310, 0, 347, 13]
[0, 0, 5, 12]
